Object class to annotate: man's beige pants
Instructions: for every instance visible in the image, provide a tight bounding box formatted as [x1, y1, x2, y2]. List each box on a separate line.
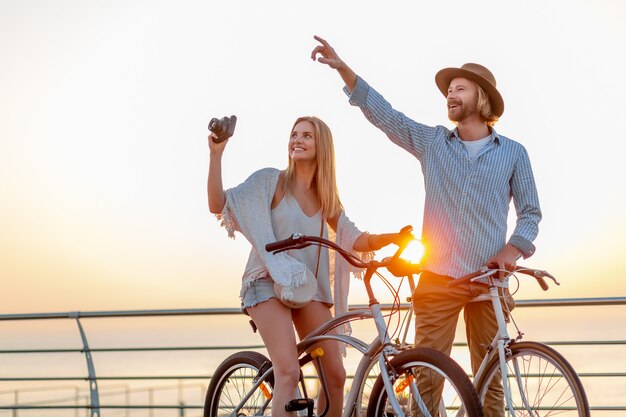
[411, 271, 515, 417]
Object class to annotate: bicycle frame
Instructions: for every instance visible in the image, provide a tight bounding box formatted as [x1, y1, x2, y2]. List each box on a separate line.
[295, 265, 409, 417]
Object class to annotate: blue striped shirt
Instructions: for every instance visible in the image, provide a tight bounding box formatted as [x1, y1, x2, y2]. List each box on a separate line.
[345, 76, 541, 278]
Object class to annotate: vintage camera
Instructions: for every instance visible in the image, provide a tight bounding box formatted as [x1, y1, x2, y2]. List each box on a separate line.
[208, 115, 237, 143]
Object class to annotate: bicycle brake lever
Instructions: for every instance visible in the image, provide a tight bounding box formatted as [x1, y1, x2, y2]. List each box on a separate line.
[538, 270, 560, 286]
[515, 268, 557, 290]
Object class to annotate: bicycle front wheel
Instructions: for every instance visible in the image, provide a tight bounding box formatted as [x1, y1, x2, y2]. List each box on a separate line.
[367, 347, 483, 417]
[204, 351, 274, 417]
[355, 354, 382, 417]
[476, 341, 590, 417]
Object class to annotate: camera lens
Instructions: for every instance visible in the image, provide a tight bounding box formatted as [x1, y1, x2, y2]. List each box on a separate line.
[208, 118, 220, 133]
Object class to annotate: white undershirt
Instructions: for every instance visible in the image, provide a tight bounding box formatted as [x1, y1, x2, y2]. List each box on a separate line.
[462, 135, 491, 159]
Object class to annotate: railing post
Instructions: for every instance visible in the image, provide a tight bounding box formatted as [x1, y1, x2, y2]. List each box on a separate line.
[13, 390, 17, 417]
[125, 384, 130, 417]
[71, 313, 100, 417]
[178, 380, 185, 416]
[75, 387, 79, 417]
[149, 388, 154, 417]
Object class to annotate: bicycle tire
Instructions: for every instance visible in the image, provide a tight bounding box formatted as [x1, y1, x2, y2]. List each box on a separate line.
[204, 351, 274, 417]
[475, 341, 590, 417]
[355, 354, 382, 417]
[367, 347, 483, 417]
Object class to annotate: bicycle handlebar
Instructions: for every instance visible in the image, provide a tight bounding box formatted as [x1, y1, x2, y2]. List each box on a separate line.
[265, 233, 310, 253]
[265, 225, 419, 274]
[447, 266, 560, 290]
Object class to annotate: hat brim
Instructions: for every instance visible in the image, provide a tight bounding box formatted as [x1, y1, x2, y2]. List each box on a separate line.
[435, 67, 504, 117]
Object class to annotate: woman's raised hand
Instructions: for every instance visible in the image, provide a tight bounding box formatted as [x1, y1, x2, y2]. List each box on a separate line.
[208, 132, 228, 155]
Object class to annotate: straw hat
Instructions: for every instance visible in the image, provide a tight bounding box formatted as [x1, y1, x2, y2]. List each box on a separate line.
[435, 63, 504, 117]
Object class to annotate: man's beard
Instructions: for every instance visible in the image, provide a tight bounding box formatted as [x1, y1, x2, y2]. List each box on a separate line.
[448, 99, 478, 123]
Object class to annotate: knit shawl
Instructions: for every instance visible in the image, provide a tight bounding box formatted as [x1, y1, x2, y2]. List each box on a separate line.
[216, 167, 367, 319]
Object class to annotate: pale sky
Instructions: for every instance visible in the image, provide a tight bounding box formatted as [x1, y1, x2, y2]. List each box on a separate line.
[1, 0, 625, 314]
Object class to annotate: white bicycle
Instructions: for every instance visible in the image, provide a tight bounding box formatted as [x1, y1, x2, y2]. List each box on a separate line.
[448, 266, 590, 417]
[361, 266, 591, 416]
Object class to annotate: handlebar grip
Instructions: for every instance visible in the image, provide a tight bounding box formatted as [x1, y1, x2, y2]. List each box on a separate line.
[516, 267, 551, 291]
[265, 234, 302, 252]
[400, 225, 414, 234]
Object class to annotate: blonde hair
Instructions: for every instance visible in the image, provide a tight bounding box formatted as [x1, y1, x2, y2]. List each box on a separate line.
[284, 116, 343, 220]
[476, 84, 499, 127]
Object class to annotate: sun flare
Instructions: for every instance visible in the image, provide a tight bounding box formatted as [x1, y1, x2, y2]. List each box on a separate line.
[403, 239, 426, 265]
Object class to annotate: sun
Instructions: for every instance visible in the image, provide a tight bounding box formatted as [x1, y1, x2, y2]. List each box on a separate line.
[403, 239, 426, 265]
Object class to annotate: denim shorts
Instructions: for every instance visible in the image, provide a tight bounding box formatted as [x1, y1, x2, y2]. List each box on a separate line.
[240, 276, 276, 315]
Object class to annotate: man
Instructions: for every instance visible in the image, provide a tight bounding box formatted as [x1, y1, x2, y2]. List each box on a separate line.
[311, 36, 541, 417]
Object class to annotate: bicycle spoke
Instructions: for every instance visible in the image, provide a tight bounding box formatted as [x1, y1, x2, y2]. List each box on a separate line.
[510, 353, 575, 415]
[205, 352, 273, 417]
[478, 342, 589, 417]
[366, 348, 482, 417]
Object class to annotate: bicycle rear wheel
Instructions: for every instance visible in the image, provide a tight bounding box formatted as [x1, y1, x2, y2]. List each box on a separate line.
[204, 351, 274, 417]
[475, 341, 590, 417]
[367, 347, 483, 417]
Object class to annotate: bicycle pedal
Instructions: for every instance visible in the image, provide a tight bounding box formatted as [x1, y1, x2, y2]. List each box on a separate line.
[285, 398, 314, 412]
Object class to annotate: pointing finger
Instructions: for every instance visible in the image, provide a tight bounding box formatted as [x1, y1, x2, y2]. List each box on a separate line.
[313, 35, 329, 46]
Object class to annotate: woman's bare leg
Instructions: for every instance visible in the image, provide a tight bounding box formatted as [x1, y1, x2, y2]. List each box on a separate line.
[293, 302, 346, 417]
[248, 298, 301, 417]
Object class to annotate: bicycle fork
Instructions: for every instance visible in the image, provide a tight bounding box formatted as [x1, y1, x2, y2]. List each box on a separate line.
[496, 331, 538, 417]
[378, 350, 433, 417]
[371, 302, 417, 417]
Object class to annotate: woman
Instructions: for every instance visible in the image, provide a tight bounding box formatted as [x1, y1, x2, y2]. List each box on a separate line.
[207, 116, 401, 417]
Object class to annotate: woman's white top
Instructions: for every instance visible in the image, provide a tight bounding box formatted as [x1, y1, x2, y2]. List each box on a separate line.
[270, 195, 332, 304]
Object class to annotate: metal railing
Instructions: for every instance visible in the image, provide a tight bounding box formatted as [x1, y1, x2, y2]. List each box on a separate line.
[0, 297, 624, 416]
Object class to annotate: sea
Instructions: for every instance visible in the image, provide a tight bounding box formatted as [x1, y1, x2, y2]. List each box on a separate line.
[0, 301, 624, 417]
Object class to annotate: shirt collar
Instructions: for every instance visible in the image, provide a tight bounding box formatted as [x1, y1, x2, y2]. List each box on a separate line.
[448, 127, 501, 144]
